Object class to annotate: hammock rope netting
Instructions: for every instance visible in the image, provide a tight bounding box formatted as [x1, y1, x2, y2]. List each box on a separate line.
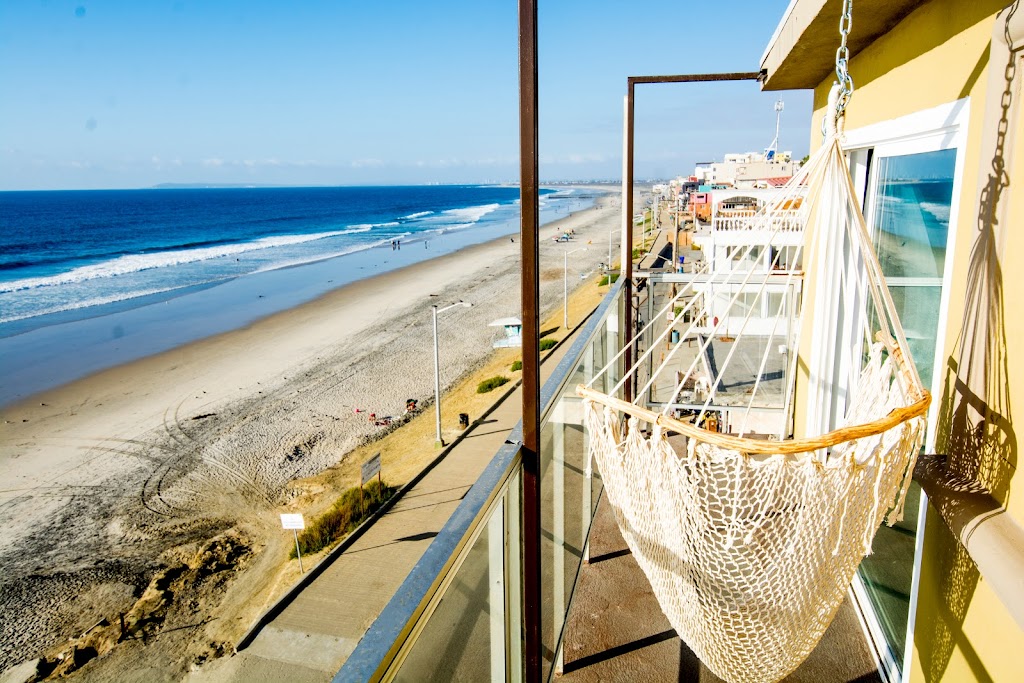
[576, 87, 931, 683]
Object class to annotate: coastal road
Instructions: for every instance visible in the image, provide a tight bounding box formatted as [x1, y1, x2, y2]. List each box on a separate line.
[188, 319, 593, 683]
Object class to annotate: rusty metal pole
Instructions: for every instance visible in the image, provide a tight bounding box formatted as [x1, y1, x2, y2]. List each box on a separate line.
[518, 0, 542, 681]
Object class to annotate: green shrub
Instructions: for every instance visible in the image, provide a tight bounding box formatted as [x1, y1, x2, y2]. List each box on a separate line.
[477, 376, 511, 393]
[290, 479, 397, 558]
[539, 338, 557, 351]
[598, 273, 620, 287]
[510, 360, 522, 372]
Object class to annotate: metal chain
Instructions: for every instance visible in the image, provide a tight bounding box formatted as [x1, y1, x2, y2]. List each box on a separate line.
[834, 0, 855, 118]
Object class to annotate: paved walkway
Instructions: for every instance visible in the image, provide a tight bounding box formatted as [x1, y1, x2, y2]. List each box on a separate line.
[191, 328, 588, 683]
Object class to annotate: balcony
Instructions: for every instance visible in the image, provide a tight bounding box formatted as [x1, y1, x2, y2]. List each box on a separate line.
[335, 278, 884, 682]
[329, 7, 917, 681]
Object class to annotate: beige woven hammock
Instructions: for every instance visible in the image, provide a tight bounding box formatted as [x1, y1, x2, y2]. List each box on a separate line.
[576, 94, 930, 683]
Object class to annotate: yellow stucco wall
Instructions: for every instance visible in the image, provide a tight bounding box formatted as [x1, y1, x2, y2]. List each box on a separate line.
[801, 0, 1024, 681]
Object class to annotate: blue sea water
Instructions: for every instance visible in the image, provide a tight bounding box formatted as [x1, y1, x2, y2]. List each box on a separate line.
[0, 185, 598, 405]
[0, 185, 592, 330]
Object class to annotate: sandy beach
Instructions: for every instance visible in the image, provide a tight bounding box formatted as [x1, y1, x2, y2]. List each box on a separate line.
[0, 191, 622, 679]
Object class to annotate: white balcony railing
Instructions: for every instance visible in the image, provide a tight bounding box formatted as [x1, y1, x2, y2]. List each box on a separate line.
[713, 209, 804, 233]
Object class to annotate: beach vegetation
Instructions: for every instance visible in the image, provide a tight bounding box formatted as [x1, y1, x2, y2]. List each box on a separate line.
[477, 376, 511, 393]
[511, 360, 522, 372]
[539, 338, 557, 352]
[598, 273, 620, 286]
[632, 247, 646, 260]
[290, 479, 397, 558]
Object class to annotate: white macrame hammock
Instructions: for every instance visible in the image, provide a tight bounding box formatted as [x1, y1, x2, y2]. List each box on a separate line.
[576, 87, 931, 683]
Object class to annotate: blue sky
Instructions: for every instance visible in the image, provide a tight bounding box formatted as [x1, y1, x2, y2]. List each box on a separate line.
[0, 1, 811, 190]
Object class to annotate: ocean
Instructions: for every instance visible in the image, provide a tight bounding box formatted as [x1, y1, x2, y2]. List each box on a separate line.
[0, 185, 599, 404]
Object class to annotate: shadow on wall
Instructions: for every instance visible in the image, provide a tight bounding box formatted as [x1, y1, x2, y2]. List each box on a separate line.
[921, 3, 1020, 680]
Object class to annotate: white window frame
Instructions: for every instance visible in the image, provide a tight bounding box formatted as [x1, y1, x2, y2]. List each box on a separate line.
[805, 98, 970, 683]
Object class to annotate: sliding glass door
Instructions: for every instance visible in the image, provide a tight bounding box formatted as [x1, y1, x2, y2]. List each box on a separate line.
[845, 104, 966, 681]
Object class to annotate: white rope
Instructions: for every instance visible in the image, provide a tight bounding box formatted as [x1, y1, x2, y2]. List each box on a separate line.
[578, 125, 930, 683]
[576, 23, 932, 673]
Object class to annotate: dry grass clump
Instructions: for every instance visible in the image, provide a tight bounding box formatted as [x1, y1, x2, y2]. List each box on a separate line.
[290, 479, 397, 558]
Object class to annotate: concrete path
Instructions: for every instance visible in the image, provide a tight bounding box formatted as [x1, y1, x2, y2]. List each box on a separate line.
[191, 327, 588, 683]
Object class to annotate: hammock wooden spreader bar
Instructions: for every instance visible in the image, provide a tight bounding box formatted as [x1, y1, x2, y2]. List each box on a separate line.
[579, 327, 930, 456]
[576, 384, 930, 456]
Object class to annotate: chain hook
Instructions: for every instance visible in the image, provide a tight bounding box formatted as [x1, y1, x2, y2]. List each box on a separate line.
[824, 0, 854, 138]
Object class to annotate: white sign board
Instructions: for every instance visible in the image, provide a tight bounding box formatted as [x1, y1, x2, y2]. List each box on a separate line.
[280, 513, 305, 530]
[361, 453, 382, 485]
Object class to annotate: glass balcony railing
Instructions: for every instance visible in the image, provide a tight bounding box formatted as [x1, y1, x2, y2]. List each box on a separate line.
[336, 278, 625, 683]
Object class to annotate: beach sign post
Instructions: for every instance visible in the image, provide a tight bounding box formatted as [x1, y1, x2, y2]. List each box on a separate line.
[280, 513, 306, 573]
[360, 452, 382, 514]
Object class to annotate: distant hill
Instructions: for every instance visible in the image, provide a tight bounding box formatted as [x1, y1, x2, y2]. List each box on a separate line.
[151, 183, 286, 189]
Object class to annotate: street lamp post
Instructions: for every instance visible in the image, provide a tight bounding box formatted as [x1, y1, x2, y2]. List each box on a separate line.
[432, 300, 471, 447]
[563, 247, 588, 330]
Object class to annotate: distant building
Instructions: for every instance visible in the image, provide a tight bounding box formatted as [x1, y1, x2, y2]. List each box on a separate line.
[695, 151, 799, 189]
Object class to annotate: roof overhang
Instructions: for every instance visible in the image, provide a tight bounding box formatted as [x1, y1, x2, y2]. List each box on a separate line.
[760, 0, 926, 91]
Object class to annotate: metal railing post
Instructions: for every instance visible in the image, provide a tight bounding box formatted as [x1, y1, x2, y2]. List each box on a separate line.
[623, 85, 635, 404]
[518, 1, 542, 681]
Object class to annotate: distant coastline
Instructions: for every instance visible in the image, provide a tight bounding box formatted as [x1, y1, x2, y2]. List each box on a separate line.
[151, 182, 295, 189]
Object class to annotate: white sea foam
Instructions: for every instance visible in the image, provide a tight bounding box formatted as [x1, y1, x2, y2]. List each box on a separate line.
[347, 222, 399, 230]
[0, 286, 192, 324]
[252, 232, 414, 274]
[0, 227, 373, 293]
[251, 236, 399, 274]
[441, 203, 500, 223]
[402, 211, 433, 219]
[919, 201, 950, 224]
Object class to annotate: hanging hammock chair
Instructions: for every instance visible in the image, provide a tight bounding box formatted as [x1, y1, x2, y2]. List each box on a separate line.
[576, 37, 931, 683]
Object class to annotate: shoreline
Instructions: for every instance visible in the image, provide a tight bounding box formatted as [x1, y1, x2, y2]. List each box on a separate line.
[0, 187, 606, 407]
[0, 193, 623, 677]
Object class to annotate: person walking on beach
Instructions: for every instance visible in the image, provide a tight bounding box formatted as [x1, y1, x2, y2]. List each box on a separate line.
[391, 240, 396, 251]
[397, 240, 401, 250]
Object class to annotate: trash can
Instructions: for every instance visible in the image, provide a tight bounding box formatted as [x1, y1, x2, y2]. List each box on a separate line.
[670, 330, 680, 344]
[459, 413, 470, 429]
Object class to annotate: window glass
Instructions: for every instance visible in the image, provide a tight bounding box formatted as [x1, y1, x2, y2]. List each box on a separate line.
[871, 149, 956, 279]
[860, 145, 956, 672]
